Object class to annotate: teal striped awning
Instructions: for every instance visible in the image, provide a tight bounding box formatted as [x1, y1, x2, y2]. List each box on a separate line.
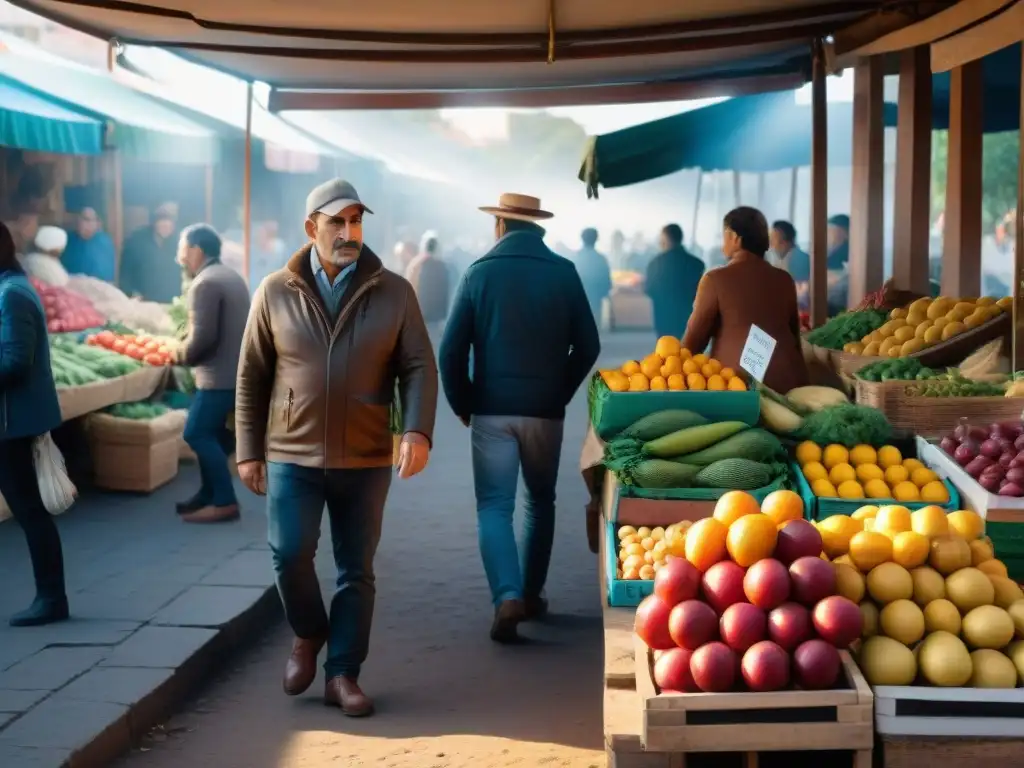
[0, 79, 103, 155]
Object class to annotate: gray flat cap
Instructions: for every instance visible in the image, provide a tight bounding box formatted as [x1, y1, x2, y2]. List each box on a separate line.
[306, 179, 373, 218]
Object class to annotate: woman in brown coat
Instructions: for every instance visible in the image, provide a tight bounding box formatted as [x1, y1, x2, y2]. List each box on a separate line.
[681, 207, 809, 394]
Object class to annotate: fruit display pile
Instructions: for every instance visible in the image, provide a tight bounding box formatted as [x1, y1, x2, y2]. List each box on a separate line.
[843, 296, 1011, 358]
[85, 330, 175, 366]
[634, 490, 863, 693]
[30, 277, 105, 333]
[804, 309, 890, 351]
[938, 420, 1024, 497]
[760, 386, 894, 448]
[48, 335, 142, 387]
[795, 441, 950, 503]
[597, 335, 748, 392]
[818, 503, 1024, 690]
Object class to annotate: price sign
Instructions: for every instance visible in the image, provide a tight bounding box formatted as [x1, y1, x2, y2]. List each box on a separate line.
[739, 324, 777, 383]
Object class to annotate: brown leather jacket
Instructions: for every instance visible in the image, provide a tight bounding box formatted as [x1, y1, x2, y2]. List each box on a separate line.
[681, 251, 809, 394]
[235, 244, 438, 469]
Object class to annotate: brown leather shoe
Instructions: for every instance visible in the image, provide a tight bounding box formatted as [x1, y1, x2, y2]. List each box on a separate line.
[283, 636, 326, 696]
[180, 504, 240, 524]
[490, 598, 526, 644]
[324, 676, 374, 717]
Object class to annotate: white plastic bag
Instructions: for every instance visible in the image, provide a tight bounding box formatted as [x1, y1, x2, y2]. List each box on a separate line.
[33, 432, 77, 516]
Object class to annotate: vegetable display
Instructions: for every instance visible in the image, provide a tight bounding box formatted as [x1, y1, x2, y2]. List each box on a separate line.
[48, 336, 142, 387]
[854, 358, 939, 382]
[804, 309, 888, 350]
[65, 275, 174, 336]
[938, 419, 1024, 497]
[795, 441, 949, 503]
[905, 375, 1006, 398]
[794, 403, 893, 448]
[598, 336, 748, 392]
[30, 277, 105, 333]
[86, 330, 174, 366]
[105, 402, 170, 420]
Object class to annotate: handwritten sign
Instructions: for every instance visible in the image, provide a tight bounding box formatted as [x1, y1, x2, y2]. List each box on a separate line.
[739, 325, 777, 383]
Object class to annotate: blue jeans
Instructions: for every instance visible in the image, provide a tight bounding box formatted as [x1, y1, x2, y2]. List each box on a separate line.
[471, 415, 564, 607]
[183, 389, 237, 507]
[266, 462, 391, 680]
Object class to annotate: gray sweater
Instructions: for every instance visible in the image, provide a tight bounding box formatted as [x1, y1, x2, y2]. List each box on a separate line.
[179, 261, 251, 390]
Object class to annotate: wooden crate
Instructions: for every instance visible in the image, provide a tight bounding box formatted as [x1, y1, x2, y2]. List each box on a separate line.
[880, 735, 1024, 768]
[634, 637, 872, 766]
[874, 684, 1024, 738]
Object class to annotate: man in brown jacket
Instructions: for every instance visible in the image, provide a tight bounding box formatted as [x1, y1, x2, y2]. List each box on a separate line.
[235, 179, 438, 717]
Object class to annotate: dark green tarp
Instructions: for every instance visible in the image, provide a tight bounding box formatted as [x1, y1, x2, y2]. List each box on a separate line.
[0, 79, 103, 155]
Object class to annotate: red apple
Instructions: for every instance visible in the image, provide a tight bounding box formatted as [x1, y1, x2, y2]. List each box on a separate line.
[741, 640, 791, 692]
[767, 602, 813, 652]
[792, 639, 842, 690]
[690, 641, 738, 692]
[788, 556, 837, 606]
[701, 561, 747, 614]
[668, 599, 719, 651]
[654, 558, 701, 606]
[635, 594, 675, 650]
[774, 519, 823, 564]
[812, 596, 864, 648]
[720, 602, 767, 653]
[743, 558, 791, 610]
[653, 647, 698, 692]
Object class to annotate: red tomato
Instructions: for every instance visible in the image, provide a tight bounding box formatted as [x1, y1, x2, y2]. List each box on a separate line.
[112, 339, 128, 354]
[144, 341, 160, 352]
[143, 353, 166, 366]
[85, 334, 98, 346]
[96, 330, 116, 347]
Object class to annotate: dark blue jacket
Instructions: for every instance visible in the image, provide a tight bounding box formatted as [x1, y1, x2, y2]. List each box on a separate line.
[0, 269, 62, 441]
[645, 246, 705, 338]
[439, 231, 601, 420]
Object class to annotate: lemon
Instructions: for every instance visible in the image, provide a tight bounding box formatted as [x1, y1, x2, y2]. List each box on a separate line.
[819, 514, 862, 558]
[849, 445, 878, 467]
[877, 445, 903, 469]
[812, 478, 838, 497]
[803, 461, 828, 482]
[850, 530, 894, 571]
[852, 505, 879, 521]
[893, 531, 930, 568]
[903, 458, 925, 473]
[856, 464, 884, 483]
[947, 510, 985, 540]
[838, 480, 865, 499]
[864, 479, 893, 499]
[920, 480, 950, 503]
[892, 481, 921, 502]
[822, 444, 850, 470]
[829, 462, 857, 485]
[876, 505, 913, 534]
[884, 465, 910, 485]
[912, 505, 949, 537]
[796, 441, 822, 466]
[910, 467, 940, 488]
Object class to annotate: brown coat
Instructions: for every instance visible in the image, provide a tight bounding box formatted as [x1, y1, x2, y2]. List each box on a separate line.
[681, 251, 809, 394]
[235, 244, 438, 469]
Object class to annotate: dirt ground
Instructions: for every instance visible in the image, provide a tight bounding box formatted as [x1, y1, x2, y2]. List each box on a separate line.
[113, 333, 644, 768]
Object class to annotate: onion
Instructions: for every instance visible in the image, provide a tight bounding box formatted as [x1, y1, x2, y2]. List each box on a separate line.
[1014, 435, 1024, 453]
[1000, 483, 1024, 497]
[982, 465, 1006, 482]
[980, 439, 1004, 460]
[955, 443, 979, 466]
[1010, 455, 1024, 469]
[980, 474, 1003, 492]
[1006, 468, 1024, 485]
[954, 420, 972, 441]
[966, 456, 996, 477]
[999, 452, 1017, 469]
[969, 427, 990, 443]
[998, 438, 1015, 453]
[940, 436, 959, 455]
[990, 423, 1013, 439]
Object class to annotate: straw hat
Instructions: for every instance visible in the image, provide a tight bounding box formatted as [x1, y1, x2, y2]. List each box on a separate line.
[479, 193, 553, 222]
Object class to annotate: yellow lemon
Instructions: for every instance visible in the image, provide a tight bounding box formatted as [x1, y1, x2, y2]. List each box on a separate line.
[911, 505, 949, 537]
[621, 360, 641, 375]
[892, 481, 921, 502]
[947, 510, 985, 540]
[796, 441, 822, 466]
[849, 530, 894, 571]
[852, 505, 879, 521]
[819, 514, 862, 558]
[903, 458, 925, 473]
[920, 480, 950, 503]
[856, 464, 884, 483]
[654, 335, 681, 359]
[864, 479, 893, 499]
[893, 531, 930, 569]
[628, 373, 650, 391]
[802, 461, 828, 483]
[884, 465, 910, 486]
[849, 445, 878, 467]
[812, 478, 838, 497]
[877, 445, 903, 469]
[838, 480, 865, 499]
[910, 467, 940, 488]
[875, 505, 913, 534]
[822, 444, 850, 470]
[829, 463, 857, 485]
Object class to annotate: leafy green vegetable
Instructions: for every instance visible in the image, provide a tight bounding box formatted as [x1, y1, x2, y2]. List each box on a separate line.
[105, 402, 169, 420]
[905, 374, 1006, 398]
[855, 358, 940, 382]
[794, 403, 893, 448]
[805, 309, 889, 350]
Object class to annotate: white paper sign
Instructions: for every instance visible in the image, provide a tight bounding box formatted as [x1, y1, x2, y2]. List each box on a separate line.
[739, 324, 777, 383]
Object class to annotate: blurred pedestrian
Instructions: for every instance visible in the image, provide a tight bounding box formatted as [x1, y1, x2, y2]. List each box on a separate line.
[645, 224, 705, 339]
[120, 203, 181, 303]
[62, 207, 116, 282]
[770, 220, 810, 311]
[404, 230, 450, 335]
[573, 228, 613, 327]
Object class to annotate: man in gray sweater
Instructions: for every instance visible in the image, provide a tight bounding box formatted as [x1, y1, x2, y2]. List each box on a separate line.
[173, 224, 251, 523]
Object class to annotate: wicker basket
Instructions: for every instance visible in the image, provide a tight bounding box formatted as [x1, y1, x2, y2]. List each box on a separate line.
[830, 349, 886, 376]
[898, 394, 1024, 438]
[912, 312, 1010, 368]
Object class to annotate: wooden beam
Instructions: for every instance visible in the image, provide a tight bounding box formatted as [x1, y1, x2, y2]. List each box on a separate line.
[830, 2, 952, 57]
[941, 60, 983, 298]
[892, 46, 932, 295]
[267, 72, 809, 112]
[848, 56, 886, 308]
[810, 42, 829, 327]
[930, 1, 1024, 73]
[1013, 46, 1024, 373]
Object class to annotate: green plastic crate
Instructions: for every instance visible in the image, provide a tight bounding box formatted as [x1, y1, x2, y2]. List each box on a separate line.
[588, 374, 760, 440]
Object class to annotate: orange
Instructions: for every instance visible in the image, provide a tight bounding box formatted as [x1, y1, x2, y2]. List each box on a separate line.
[978, 559, 1008, 578]
[621, 360, 641, 375]
[684, 518, 728, 572]
[727, 376, 748, 391]
[720, 367, 736, 380]
[667, 373, 686, 391]
[660, 355, 682, 377]
[649, 375, 668, 391]
[849, 530, 893, 571]
[892, 531, 930, 568]
[707, 374, 727, 391]
[761, 489, 804, 526]
[640, 354, 664, 379]
[702, 359, 722, 376]
[654, 335, 681, 359]
[686, 373, 707, 391]
[713, 490, 762, 527]
[727, 513, 778, 567]
[682, 359, 700, 375]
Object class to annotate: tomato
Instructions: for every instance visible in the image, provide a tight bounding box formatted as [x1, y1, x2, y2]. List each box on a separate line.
[144, 340, 160, 353]
[112, 339, 128, 354]
[143, 353, 165, 366]
[157, 345, 170, 356]
[85, 334, 98, 346]
[96, 330, 116, 347]
[129, 346, 146, 361]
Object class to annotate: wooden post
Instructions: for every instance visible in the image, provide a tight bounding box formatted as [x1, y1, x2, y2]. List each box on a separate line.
[892, 46, 933, 295]
[810, 41, 829, 327]
[1013, 48, 1024, 373]
[848, 56, 885, 308]
[242, 81, 253, 286]
[942, 60, 983, 298]
[104, 150, 124, 284]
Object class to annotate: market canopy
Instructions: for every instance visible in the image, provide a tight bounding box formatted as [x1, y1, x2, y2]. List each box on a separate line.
[0, 32, 218, 164]
[4, 0, 948, 109]
[930, 43, 1021, 133]
[0, 79, 104, 155]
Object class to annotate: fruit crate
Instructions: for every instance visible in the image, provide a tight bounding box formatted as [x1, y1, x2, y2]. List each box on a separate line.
[633, 636, 873, 765]
[792, 462, 960, 521]
[873, 685, 1024, 738]
[605, 520, 655, 607]
[917, 437, 1024, 518]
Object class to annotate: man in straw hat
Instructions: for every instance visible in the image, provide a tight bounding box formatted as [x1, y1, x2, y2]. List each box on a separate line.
[439, 193, 600, 643]
[235, 179, 438, 716]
